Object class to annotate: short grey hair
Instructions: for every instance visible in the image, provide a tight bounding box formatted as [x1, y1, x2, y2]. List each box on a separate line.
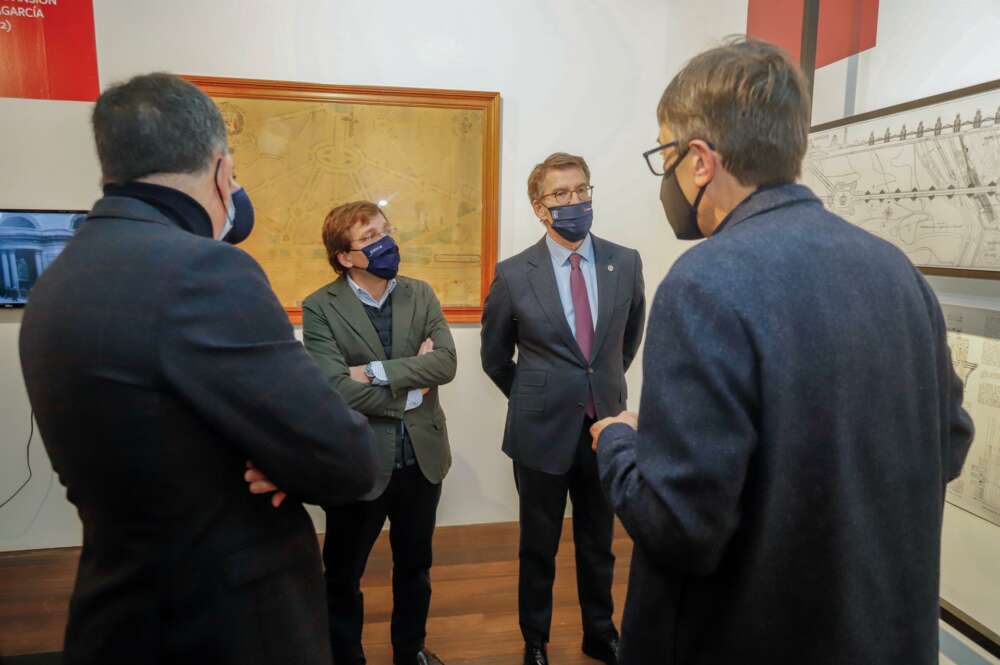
[92, 73, 228, 184]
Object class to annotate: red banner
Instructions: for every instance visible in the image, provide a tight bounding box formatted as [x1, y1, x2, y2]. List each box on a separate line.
[0, 0, 99, 102]
[747, 0, 879, 69]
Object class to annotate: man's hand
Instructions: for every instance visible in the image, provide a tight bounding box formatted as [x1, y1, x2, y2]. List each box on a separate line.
[349, 365, 371, 384]
[418, 338, 433, 395]
[244, 460, 287, 508]
[590, 411, 639, 451]
[351, 339, 433, 389]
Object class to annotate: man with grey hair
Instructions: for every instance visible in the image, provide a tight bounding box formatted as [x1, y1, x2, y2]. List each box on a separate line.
[19, 72, 377, 665]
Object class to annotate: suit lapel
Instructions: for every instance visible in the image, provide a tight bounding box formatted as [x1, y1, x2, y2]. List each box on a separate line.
[390, 280, 415, 359]
[527, 237, 588, 366]
[326, 277, 387, 361]
[590, 235, 620, 362]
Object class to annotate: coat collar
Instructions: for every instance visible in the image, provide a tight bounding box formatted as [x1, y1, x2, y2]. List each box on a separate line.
[525, 233, 621, 366]
[526, 233, 617, 268]
[713, 183, 821, 236]
[98, 182, 215, 238]
[323, 276, 414, 360]
[87, 196, 176, 227]
[545, 232, 595, 267]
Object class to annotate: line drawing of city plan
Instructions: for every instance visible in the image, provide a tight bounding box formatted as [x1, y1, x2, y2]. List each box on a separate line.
[941, 302, 1000, 527]
[215, 96, 486, 310]
[802, 85, 1000, 274]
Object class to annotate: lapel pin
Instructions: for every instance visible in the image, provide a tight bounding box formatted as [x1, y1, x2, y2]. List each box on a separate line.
[608, 265, 614, 272]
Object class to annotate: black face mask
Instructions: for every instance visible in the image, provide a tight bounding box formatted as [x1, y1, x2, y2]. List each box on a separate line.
[657, 142, 716, 240]
[660, 160, 707, 240]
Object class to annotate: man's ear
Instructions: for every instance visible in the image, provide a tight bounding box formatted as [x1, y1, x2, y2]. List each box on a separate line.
[216, 151, 234, 193]
[337, 251, 354, 271]
[689, 140, 716, 189]
[532, 199, 550, 222]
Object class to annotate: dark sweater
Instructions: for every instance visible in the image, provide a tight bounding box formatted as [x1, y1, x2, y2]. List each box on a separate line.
[597, 183, 974, 665]
[361, 296, 416, 469]
[103, 182, 214, 238]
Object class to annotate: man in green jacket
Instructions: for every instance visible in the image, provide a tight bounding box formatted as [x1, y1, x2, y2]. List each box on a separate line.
[302, 200, 456, 665]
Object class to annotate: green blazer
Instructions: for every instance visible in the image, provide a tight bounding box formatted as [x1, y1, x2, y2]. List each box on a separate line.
[302, 275, 456, 501]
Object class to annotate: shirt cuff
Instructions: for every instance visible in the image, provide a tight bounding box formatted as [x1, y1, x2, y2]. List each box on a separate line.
[369, 361, 389, 386]
[404, 388, 424, 411]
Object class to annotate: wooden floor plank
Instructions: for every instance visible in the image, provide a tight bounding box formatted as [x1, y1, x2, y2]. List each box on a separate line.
[0, 519, 633, 661]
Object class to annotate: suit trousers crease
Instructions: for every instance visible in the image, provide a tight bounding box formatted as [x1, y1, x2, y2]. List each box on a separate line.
[514, 417, 616, 645]
[322, 464, 442, 663]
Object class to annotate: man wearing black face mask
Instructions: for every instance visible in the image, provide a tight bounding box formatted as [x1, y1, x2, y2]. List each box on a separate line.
[481, 152, 646, 665]
[302, 200, 456, 665]
[18, 72, 377, 665]
[590, 40, 973, 665]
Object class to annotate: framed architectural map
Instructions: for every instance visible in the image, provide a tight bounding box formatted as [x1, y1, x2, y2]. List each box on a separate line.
[184, 76, 500, 323]
[941, 302, 1000, 528]
[802, 79, 1000, 280]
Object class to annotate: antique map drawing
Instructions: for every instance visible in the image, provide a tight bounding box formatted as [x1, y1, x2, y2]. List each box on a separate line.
[942, 302, 1000, 527]
[187, 77, 500, 322]
[802, 83, 1000, 276]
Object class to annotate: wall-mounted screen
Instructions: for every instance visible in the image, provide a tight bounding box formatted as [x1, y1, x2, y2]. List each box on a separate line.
[0, 209, 86, 307]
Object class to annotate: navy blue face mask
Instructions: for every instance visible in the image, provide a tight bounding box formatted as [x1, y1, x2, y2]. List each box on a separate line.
[548, 201, 593, 242]
[357, 235, 401, 280]
[223, 187, 255, 244]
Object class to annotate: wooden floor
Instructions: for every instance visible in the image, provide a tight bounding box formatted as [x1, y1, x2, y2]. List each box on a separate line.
[0, 520, 633, 663]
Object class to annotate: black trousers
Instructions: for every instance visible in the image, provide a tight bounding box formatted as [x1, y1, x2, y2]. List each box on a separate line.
[514, 417, 616, 645]
[322, 464, 442, 664]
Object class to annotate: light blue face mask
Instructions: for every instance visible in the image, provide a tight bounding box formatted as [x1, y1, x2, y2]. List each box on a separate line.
[219, 197, 235, 240]
[548, 201, 593, 242]
[214, 158, 236, 240]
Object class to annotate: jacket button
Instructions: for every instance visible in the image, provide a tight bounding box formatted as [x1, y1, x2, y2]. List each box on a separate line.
[587, 368, 594, 375]
[577, 401, 584, 407]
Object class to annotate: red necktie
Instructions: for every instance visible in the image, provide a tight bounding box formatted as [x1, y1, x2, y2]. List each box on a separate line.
[570, 253, 596, 418]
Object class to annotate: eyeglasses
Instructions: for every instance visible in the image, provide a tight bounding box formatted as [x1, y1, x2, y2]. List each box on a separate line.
[642, 140, 716, 176]
[539, 185, 594, 205]
[642, 141, 679, 177]
[350, 224, 395, 251]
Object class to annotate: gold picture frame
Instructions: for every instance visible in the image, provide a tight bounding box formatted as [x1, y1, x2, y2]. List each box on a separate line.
[184, 75, 501, 322]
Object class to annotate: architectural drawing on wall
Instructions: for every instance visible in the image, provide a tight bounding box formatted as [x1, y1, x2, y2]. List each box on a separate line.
[942, 303, 1000, 527]
[802, 80, 1000, 278]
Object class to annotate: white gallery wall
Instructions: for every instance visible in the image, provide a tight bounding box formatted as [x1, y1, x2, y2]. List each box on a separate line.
[3, 0, 993, 640]
[0, 0, 751, 551]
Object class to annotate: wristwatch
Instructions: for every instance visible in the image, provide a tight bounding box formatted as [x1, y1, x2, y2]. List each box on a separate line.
[364, 362, 376, 381]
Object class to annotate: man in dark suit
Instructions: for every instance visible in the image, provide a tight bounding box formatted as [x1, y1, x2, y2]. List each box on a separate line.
[592, 40, 975, 665]
[481, 152, 646, 665]
[18, 73, 377, 665]
[302, 201, 456, 665]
